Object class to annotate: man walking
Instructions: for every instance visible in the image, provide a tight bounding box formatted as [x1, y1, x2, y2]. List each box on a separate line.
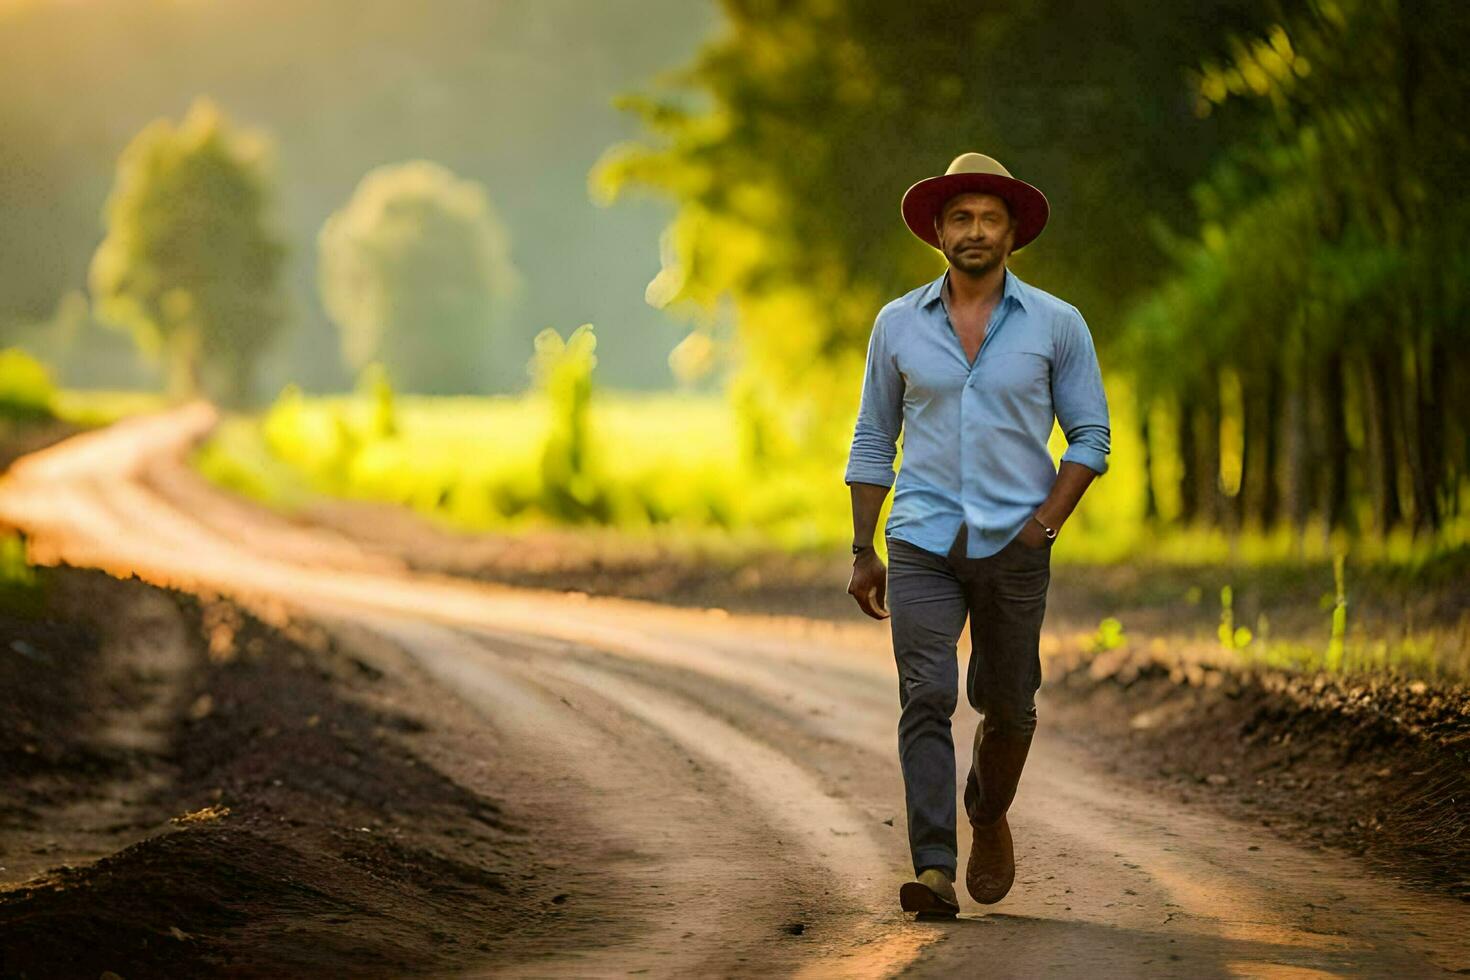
[844, 152, 1111, 917]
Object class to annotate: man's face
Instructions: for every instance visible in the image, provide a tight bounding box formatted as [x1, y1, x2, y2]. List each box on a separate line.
[934, 192, 1015, 276]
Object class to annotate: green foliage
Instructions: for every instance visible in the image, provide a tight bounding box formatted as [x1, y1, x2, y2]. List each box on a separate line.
[1091, 616, 1127, 654]
[201, 387, 847, 550]
[318, 161, 520, 395]
[592, 0, 1272, 454]
[260, 382, 370, 492]
[1121, 0, 1470, 536]
[593, 0, 1467, 546]
[0, 348, 56, 420]
[1229, 552, 1389, 676]
[0, 531, 44, 619]
[1326, 552, 1348, 670]
[356, 362, 398, 441]
[1218, 584, 1253, 650]
[88, 97, 287, 407]
[189, 412, 315, 512]
[528, 324, 609, 523]
[49, 389, 171, 428]
[1237, 546, 1457, 678]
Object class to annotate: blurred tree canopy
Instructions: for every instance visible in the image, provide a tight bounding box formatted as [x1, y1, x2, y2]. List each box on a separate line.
[592, 0, 1276, 454]
[1121, 0, 1469, 536]
[596, 0, 1469, 539]
[317, 160, 521, 396]
[0, 0, 715, 397]
[88, 97, 287, 406]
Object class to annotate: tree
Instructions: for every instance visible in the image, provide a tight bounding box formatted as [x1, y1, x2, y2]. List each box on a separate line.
[89, 96, 288, 406]
[318, 160, 520, 395]
[1123, 0, 1470, 537]
[528, 323, 608, 522]
[591, 0, 1276, 456]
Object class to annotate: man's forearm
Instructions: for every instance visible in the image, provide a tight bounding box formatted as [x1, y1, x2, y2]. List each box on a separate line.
[849, 481, 891, 550]
[1034, 460, 1097, 529]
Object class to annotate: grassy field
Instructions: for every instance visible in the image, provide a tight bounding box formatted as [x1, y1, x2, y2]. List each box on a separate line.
[51, 388, 176, 428]
[192, 380, 1469, 562]
[191, 383, 1159, 559]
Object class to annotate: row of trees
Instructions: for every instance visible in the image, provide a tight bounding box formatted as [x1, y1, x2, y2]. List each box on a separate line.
[1124, 0, 1468, 536]
[594, 0, 1468, 538]
[87, 97, 519, 406]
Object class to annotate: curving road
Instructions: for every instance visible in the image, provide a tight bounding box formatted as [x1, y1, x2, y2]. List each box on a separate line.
[0, 402, 1465, 978]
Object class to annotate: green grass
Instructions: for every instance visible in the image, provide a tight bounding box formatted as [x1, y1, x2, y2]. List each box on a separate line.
[194, 378, 1468, 561]
[197, 387, 866, 553]
[1244, 634, 1455, 681]
[191, 380, 1160, 559]
[0, 530, 45, 618]
[51, 388, 174, 428]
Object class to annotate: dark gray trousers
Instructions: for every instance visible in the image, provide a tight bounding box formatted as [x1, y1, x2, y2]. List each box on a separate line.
[885, 521, 1051, 877]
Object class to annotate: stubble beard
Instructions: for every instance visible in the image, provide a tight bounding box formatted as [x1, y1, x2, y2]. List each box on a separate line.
[949, 243, 1002, 277]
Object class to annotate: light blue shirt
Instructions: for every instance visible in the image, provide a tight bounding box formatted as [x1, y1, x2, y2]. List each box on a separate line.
[844, 265, 1111, 559]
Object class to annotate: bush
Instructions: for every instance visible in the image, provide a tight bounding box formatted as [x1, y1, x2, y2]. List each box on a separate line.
[0, 348, 56, 420]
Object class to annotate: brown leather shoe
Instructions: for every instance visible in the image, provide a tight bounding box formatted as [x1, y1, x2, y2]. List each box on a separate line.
[899, 867, 960, 918]
[965, 813, 1014, 904]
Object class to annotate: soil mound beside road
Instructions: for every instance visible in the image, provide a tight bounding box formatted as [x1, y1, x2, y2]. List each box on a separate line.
[1043, 645, 1470, 902]
[0, 564, 567, 979]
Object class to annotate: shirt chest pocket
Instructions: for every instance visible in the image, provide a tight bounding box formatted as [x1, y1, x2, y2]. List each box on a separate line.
[976, 339, 1051, 404]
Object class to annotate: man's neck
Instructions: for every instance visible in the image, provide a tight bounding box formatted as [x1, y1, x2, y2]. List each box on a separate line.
[945, 261, 1007, 309]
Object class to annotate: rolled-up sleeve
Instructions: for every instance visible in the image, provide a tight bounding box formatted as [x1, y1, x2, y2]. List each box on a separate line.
[844, 312, 903, 487]
[1052, 309, 1111, 477]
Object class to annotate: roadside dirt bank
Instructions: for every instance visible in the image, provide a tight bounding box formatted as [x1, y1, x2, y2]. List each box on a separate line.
[0, 564, 573, 979]
[1042, 644, 1470, 903]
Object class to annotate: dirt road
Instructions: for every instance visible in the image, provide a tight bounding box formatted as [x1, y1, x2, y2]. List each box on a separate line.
[0, 402, 1465, 978]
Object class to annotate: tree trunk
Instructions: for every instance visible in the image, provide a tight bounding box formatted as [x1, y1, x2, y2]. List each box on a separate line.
[1362, 343, 1403, 534]
[1238, 369, 1281, 533]
[1285, 346, 1313, 539]
[1260, 363, 1283, 530]
[1321, 348, 1351, 532]
[1233, 373, 1253, 533]
[1429, 333, 1449, 524]
[1409, 331, 1444, 532]
[1199, 375, 1224, 528]
[166, 329, 204, 400]
[1177, 391, 1198, 525]
[1138, 391, 1157, 522]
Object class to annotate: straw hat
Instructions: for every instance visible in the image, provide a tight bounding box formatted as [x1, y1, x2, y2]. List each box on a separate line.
[900, 152, 1050, 252]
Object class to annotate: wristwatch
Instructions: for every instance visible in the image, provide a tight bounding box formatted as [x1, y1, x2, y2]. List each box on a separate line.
[852, 542, 875, 555]
[1030, 514, 1058, 540]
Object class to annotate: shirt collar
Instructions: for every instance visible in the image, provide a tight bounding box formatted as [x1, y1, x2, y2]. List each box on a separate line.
[920, 266, 1029, 314]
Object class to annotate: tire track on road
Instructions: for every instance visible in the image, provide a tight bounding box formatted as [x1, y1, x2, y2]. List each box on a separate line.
[347, 615, 937, 977]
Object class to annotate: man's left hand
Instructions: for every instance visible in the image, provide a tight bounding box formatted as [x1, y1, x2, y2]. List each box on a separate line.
[1017, 516, 1053, 550]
